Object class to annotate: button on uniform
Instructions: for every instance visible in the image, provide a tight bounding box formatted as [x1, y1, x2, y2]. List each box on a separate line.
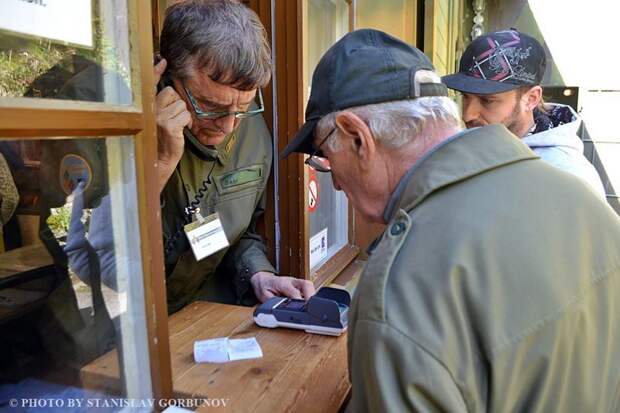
[390, 221, 406, 236]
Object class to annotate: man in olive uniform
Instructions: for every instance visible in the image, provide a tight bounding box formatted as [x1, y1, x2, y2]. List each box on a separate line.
[283, 29, 620, 412]
[156, 0, 314, 313]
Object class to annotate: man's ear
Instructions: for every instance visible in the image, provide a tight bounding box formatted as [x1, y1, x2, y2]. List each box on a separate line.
[334, 111, 376, 164]
[525, 85, 543, 112]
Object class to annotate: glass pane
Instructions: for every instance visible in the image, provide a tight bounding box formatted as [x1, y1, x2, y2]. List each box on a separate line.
[0, 136, 152, 408]
[0, 0, 132, 105]
[355, 0, 417, 45]
[306, 0, 349, 271]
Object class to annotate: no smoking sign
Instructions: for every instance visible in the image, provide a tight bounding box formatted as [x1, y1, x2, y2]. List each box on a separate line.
[308, 172, 319, 212]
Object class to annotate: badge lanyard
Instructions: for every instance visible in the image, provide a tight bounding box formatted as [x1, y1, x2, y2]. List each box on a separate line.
[163, 161, 222, 258]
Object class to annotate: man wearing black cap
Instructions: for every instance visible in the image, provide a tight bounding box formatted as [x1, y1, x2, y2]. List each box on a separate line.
[443, 29, 605, 197]
[283, 28, 620, 412]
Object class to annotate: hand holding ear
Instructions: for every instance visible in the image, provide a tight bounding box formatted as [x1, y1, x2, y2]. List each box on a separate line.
[154, 58, 193, 193]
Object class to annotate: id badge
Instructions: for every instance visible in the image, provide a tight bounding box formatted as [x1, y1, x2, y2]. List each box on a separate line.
[184, 210, 229, 261]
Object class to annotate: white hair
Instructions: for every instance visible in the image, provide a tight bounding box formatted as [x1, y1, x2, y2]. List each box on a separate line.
[317, 71, 462, 152]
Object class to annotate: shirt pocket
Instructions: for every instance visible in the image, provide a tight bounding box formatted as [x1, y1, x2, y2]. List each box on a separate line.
[213, 164, 264, 200]
[209, 164, 265, 244]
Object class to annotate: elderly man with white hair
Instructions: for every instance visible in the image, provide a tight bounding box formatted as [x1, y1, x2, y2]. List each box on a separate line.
[282, 29, 620, 412]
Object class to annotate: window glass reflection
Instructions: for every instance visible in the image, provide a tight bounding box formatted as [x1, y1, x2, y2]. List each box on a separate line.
[0, 135, 151, 407]
[0, 0, 132, 105]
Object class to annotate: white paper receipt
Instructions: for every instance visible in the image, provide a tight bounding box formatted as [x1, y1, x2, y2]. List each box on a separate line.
[193, 337, 229, 363]
[227, 337, 263, 361]
[194, 337, 263, 364]
[184, 212, 229, 261]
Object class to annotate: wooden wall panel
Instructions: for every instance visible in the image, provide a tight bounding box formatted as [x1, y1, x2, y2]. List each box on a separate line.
[274, 1, 306, 277]
[247, 0, 306, 277]
[424, 0, 463, 76]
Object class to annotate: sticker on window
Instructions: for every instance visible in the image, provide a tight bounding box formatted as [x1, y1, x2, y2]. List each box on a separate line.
[308, 171, 319, 212]
[309, 228, 328, 268]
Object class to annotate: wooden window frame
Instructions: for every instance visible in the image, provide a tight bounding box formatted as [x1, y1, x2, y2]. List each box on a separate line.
[245, 0, 361, 286]
[0, 1, 173, 401]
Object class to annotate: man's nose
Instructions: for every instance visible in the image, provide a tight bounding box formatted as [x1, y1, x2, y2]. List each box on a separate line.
[331, 175, 342, 191]
[461, 99, 479, 124]
[215, 114, 236, 134]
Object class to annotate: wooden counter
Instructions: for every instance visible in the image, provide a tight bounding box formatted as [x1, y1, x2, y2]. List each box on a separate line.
[80, 301, 351, 412]
[0, 243, 53, 280]
[0, 243, 54, 321]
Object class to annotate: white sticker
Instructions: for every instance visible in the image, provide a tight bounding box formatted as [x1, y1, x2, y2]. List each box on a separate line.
[309, 228, 328, 268]
[184, 212, 229, 261]
[308, 178, 318, 212]
[0, 0, 93, 47]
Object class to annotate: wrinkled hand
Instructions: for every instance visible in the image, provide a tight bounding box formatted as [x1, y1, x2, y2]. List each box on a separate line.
[251, 271, 316, 303]
[154, 58, 192, 192]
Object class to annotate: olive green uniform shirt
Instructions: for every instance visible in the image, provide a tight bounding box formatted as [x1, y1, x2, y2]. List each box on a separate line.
[347, 125, 620, 412]
[161, 115, 275, 313]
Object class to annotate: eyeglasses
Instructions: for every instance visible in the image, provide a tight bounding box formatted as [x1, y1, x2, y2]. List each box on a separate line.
[304, 127, 335, 173]
[183, 84, 265, 120]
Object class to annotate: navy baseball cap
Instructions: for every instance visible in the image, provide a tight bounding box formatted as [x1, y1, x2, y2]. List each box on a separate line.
[442, 29, 546, 95]
[281, 29, 448, 158]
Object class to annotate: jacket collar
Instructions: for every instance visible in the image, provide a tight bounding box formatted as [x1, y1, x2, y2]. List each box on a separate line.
[183, 128, 236, 166]
[383, 124, 539, 222]
[214, 132, 236, 166]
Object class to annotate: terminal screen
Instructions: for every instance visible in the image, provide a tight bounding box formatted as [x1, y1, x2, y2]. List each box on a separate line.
[278, 299, 306, 312]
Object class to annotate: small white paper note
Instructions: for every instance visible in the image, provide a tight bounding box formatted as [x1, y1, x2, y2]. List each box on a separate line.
[228, 337, 263, 361]
[194, 337, 229, 363]
[193, 337, 263, 363]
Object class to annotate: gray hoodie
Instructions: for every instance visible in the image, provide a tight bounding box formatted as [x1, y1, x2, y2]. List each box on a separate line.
[522, 103, 605, 197]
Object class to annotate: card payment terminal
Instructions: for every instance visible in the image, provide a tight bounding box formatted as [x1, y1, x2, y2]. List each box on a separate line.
[253, 287, 351, 336]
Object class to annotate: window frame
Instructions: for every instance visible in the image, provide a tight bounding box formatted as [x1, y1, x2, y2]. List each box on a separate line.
[259, 0, 434, 284]
[243, 0, 361, 285]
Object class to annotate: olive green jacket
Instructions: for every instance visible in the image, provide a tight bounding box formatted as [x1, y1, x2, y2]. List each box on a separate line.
[347, 125, 620, 412]
[161, 115, 275, 313]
